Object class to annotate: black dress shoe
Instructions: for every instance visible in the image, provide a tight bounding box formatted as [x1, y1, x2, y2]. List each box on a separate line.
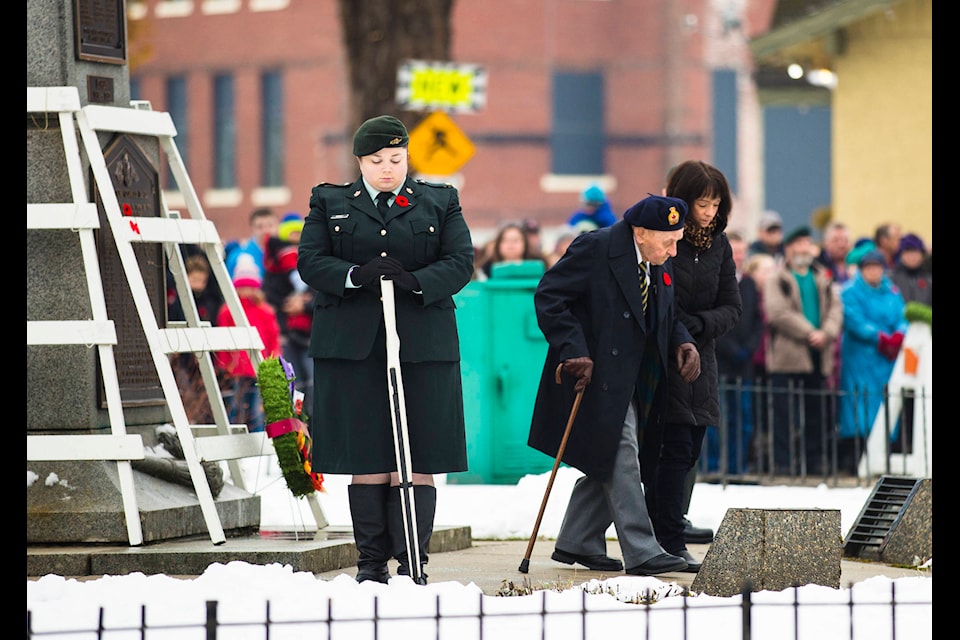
[625, 552, 688, 576]
[683, 517, 714, 544]
[674, 549, 701, 573]
[551, 548, 624, 571]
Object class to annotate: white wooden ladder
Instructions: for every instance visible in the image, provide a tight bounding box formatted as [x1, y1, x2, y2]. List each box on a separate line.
[27, 86, 145, 546]
[28, 86, 327, 545]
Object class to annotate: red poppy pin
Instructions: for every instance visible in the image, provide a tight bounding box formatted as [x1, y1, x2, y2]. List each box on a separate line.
[122, 203, 133, 216]
[662, 272, 672, 286]
[395, 195, 409, 207]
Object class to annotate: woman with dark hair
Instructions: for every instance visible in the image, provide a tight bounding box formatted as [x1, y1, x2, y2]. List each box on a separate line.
[479, 221, 545, 278]
[647, 160, 742, 573]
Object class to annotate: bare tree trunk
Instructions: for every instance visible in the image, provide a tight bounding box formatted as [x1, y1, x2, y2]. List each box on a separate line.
[336, 0, 454, 139]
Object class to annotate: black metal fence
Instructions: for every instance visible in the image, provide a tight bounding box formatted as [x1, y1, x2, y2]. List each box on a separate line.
[699, 377, 931, 485]
[25, 580, 931, 639]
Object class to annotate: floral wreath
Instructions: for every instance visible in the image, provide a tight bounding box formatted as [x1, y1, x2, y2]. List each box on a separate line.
[256, 357, 324, 497]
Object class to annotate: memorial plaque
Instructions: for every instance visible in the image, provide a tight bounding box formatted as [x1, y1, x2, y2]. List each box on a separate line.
[74, 0, 127, 64]
[87, 75, 115, 104]
[94, 133, 166, 406]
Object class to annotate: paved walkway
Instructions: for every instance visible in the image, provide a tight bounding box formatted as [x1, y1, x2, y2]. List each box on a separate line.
[313, 539, 932, 595]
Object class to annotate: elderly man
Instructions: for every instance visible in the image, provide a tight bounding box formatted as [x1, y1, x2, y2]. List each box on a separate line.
[527, 193, 701, 576]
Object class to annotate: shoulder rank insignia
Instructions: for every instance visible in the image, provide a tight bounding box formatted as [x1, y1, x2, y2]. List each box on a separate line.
[416, 178, 454, 188]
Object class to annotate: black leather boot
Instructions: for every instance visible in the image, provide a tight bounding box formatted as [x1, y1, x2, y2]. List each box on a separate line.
[347, 484, 391, 583]
[388, 485, 436, 584]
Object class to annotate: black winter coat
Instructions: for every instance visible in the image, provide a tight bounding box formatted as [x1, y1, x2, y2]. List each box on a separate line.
[528, 221, 695, 482]
[665, 232, 741, 426]
[716, 275, 764, 381]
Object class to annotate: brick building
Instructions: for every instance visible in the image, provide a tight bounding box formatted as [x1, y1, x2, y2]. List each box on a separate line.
[129, 0, 775, 248]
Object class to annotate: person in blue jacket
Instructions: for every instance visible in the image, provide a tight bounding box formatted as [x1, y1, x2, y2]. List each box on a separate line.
[567, 184, 617, 233]
[837, 249, 908, 473]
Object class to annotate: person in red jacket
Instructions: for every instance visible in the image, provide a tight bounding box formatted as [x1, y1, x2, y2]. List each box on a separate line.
[215, 255, 281, 432]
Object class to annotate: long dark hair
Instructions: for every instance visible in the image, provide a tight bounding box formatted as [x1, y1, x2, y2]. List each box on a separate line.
[491, 222, 532, 262]
[665, 160, 732, 224]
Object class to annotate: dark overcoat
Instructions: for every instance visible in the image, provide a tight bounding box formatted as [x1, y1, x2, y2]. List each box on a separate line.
[527, 221, 694, 482]
[716, 275, 763, 381]
[297, 176, 474, 474]
[665, 231, 742, 426]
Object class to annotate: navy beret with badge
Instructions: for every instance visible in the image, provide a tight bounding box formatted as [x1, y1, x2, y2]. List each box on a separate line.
[353, 115, 409, 157]
[623, 193, 688, 231]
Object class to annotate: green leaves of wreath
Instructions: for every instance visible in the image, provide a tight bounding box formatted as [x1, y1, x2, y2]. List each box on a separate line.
[257, 357, 324, 497]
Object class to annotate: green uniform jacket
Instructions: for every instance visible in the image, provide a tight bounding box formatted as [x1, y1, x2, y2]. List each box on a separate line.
[298, 176, 474, 362]
[296, 175, 474, 473]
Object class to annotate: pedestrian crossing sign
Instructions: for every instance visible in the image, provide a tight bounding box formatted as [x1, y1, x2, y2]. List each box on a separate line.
[408, 111, 476, 176]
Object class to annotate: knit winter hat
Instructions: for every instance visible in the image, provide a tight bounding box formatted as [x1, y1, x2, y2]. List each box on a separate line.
[278, 212, 304, 242]
[582, 184, 605, 205]
[898, 233, 926, 254]
[858, 249, 886, 268]
[232, 253, 262, 289]
[845, 240, 877, 266]
[352, 115, 409, 157]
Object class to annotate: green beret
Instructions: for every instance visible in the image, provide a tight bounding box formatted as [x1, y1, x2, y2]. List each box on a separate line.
[353, 115, 409, 157]
[783, 225, 812, 246]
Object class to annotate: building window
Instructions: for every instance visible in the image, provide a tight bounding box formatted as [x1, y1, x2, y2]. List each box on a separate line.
[551, 71, 604, 175]
[129, 77, 141, 101]
[166, 76, 188, 189]
[213, 73, 235, 189]
[712, 69, 738, 194]
[261, 70, 283, 187]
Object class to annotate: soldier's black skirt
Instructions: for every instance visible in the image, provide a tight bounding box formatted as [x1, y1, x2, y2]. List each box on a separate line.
[309, 328, 467, 475]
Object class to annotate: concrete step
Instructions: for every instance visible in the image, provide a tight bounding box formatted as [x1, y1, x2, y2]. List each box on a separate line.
[27, 525, 472, 578]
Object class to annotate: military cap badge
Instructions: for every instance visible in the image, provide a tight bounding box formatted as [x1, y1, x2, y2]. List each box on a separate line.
[667, 207, 681, 225]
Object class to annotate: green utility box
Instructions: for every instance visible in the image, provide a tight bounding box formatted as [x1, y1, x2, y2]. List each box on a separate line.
[448, 261, 556, 484]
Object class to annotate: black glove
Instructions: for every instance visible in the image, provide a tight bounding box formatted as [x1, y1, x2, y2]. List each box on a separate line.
[350, 257, 399, 287]
[380, 256, 420, 292]
[561, 356, 594, 392]
[676, 343, 701, 382]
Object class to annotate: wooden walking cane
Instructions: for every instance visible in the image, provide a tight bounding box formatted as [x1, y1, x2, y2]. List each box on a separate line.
[380, 278, 426, 584]
[518, 363, 585, 573]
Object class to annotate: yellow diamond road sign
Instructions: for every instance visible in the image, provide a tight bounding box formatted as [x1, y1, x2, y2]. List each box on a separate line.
[408, 111, 475, 176]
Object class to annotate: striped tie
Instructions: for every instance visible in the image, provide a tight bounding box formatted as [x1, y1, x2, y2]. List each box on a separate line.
[638, 262, 649, 314]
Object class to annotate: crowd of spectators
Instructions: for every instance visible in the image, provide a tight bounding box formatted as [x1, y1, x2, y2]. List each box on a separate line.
[169, 199, 930, 477]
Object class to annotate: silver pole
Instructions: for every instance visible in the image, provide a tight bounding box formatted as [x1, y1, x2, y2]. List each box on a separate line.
[380, 278, 424, 584]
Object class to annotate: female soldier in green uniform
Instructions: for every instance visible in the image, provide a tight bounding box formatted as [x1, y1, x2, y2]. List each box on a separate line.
[297, 116, 474, 583]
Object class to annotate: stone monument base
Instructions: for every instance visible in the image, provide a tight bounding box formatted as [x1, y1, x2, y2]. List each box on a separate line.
[27, 460, 260, 544]
[691, 508, 842, 597]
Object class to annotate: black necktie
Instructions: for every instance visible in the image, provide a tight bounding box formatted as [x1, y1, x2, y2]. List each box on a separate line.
[638, 262, 649, 314]
[376, 191, 391, 218]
